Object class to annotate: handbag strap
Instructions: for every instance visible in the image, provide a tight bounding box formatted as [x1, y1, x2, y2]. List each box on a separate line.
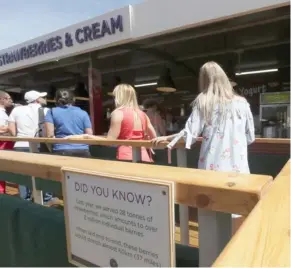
[35, 107, 45, 137]
[35, 107, 54, 138]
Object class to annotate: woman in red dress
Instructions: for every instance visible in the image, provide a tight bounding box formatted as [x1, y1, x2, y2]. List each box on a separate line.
[68, 84, 157, 162]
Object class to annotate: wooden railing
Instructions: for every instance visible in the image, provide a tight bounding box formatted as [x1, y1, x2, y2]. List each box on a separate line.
[0, 136, 289, 147]
[0, 136, 289, 266]
[0, 150, 271, 215]
[213, 160, 290, 267]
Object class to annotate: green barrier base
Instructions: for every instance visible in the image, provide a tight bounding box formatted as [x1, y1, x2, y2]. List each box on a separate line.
[0, 194, 70, 267]
[90, 145, 289, 177]
[0, 172, 32, 188]
[0, 195, 199, 267]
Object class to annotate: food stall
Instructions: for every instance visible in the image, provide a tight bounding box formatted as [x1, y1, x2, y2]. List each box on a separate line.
[0, 0, 289, 176]
[260, 91, 290, 138]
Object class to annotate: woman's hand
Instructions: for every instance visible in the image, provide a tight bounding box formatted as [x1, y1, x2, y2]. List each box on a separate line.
[65, 134, 106, 140]
[151, 136, 169, 146]
[64, 134, 87, 139]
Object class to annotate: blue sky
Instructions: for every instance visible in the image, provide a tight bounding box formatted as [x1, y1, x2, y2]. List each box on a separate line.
[0, 0, 143, 50]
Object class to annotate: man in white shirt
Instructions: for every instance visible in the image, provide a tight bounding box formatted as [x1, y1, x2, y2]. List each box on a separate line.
[8, 90, 49, 200]
[0, 90, 13, 135]
[0, 90, 13, 194]
[8, 90, 48, 148]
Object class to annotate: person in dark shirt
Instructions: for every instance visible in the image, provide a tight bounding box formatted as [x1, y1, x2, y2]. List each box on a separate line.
[44, 89, 92, 157]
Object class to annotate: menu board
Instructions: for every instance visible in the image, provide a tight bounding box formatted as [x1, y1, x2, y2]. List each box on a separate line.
[260, 91, 290, 105]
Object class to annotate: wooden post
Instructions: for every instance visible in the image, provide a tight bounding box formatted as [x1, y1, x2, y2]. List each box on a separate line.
[88, 53, 103, 135]
[29, 142, 43, 205]
[198, 209, 232, 267]
[176, 148, 189, 245]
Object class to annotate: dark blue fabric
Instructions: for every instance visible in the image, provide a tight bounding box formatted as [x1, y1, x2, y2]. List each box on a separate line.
[45, 105, 91, 151]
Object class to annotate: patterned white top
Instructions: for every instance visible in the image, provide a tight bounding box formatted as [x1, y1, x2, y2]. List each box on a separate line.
[168, 96, 255, 174]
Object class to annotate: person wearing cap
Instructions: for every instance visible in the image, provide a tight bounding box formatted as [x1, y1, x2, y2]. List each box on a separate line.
[8, 90, 50, 201]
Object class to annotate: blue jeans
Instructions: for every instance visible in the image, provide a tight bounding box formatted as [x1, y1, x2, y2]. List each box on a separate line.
[14, 147, 52, 202]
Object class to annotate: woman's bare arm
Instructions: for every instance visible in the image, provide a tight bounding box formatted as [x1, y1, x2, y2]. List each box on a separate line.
[107, 110, 122, 139]
[45, 122, 55, 138]
[8, 122, 16, 136]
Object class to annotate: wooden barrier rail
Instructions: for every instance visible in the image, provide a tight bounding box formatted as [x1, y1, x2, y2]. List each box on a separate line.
[0, 149, 273, 266]
[213, 160, 290, 267]
[0, 151, 272, 215]
[0, 136, 290, 148]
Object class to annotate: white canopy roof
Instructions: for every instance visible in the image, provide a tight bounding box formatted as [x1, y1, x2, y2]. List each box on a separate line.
[0, 0, 288, 75]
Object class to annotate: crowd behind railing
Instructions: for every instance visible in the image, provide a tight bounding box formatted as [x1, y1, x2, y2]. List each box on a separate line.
[0, 62, 260, 196]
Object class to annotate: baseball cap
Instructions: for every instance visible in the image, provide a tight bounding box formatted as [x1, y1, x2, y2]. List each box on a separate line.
[24, 90, 47, 103]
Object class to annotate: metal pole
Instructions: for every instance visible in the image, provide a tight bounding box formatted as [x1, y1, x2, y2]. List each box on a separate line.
[176, 148, 189, 245]
[29, 142, 43, 205]
[198, 209, 232, 267]
[132, 147, 142, 163]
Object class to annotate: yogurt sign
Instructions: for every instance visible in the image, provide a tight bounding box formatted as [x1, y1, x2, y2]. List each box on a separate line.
[238, 84, 267, 97]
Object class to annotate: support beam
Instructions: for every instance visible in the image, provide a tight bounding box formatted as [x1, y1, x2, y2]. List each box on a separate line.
[29, 142, 43, 205]
[198, 209, 232, 267]
[177, 148, 189, 245]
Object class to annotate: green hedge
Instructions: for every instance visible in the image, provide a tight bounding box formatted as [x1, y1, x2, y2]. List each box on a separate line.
[0, 194, 199, 267]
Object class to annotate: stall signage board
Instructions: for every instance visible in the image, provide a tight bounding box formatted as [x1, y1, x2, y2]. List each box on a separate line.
[62, 167, 175, 267]
[0, 6, 132, 74]
[260, 91, 290, 105]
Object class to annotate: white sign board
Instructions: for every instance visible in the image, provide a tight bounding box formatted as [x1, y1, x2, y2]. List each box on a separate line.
[62, 168, 175, 267]
[0, 6, 132, 75]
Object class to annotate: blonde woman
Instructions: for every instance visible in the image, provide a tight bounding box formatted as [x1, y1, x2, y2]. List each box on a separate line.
[152, 61, 255, 174]
[68, 84, 157, 162]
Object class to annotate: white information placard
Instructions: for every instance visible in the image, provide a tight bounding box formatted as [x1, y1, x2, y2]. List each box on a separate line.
[62, 167, 175, 267]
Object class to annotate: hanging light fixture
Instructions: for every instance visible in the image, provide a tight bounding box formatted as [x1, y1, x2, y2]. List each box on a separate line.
[156, 68, 176, 92]
[180, 104, 185, 116]
[229, 50, 244, 87]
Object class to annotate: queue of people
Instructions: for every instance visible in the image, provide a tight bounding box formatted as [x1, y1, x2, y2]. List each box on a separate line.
[67, 83, 157, 162]
[0, 88, 92, 202]
[0, 61, 255, 200]
[68, 61, 255, 174]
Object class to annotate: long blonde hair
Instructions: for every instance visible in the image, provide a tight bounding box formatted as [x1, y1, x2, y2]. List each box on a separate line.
[192, 61, 236, 123]
[113, 83, 140, 110]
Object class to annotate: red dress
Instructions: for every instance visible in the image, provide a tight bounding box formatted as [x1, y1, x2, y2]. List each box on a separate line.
[0, 141, 15, 194]
[116, 108, 152, 162]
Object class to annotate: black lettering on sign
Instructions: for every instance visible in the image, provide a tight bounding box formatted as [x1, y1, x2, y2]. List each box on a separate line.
[92, 22, 102, 39]
[75, 28, 84, 44]
[91, 185, 109, 198]
[75, 182, 88, 193]
[101, 20, 111, 36]
[112, 190, 149, 205]
[83, 26, 93, 42]
[111, 15, 123, 34]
